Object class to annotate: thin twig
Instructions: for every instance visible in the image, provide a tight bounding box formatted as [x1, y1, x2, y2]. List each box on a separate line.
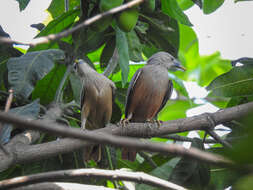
[207, 130, 233, 148]
[0, 89, 14, 155]
[0, 168, 187, 190]
[138, 152, 157, 169]
[162, 134, 243, 144]
[4, 89, 13, 112]
[103, 49, 119, 77]
[0, 0, 144, 47]
[54, 64, 73, 103]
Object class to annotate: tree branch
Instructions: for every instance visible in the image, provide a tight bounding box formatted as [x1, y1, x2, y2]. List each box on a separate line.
[0, 101, 252, 170]
[0, 168, 187, 190]
[11, 182, 116, 190]
[0, 0, 144, 47]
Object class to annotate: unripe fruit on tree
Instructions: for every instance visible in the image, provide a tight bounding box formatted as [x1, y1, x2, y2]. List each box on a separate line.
[99, 0, 124, 12]
[116, 8, 139, 32]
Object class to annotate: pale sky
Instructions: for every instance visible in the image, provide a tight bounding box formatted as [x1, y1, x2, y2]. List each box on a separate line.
[186, 1, 253, 59]
[0, 0, 252, 59]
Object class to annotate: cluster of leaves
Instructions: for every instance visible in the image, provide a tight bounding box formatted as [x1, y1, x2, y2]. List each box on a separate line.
[1, 0, 253, 189]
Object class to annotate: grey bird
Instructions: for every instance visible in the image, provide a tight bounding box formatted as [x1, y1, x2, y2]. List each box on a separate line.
[75, 59, 116, 162]
[121, 51, 186, 161]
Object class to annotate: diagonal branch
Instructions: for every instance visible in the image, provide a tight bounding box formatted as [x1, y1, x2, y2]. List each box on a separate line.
[0, 0, 144, 47]
[0, 168, 187, 190]
[11, 182, 116, 190]
[0, 101, 252, 170]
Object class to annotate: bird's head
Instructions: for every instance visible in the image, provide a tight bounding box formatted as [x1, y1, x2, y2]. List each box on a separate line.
[147, 52, 186, 72]
[73, 59, 94, 76]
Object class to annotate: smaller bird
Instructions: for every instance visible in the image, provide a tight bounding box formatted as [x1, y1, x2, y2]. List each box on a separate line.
[122, 52, 186, 161]
[75, 59, 116, 163]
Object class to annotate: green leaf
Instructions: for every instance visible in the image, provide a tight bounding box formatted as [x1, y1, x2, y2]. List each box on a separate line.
[32, 64, 66, 105]
[206, 168, 239, 190]
[178, 24, 231, 87]
[29, 9, 80, 51]
[161, 0, 193, 26]
[73, 28, 107, 54]
[99, 37, 116, 68]
[126, 30, 143, 62]
[7, 49, 65, 98]
[137, 158, 180, 190]
[231, 57, 253, 66]
[158, 100, 197, 121]
[0, 27, 23, 62]
[234, 175, 253, 190]
[203, 0, 225, 14]
[48, 0, 80, 18]
[115, 26, 129, 86]
[168, 138, 210, 190]
[177, 0, 195, 10]
[0, 100, 40, 144]
[140, 12, 179, 57]
[191, 0, 203, 8]
[15, 0, 30, 11]
[69, 72, 82, 105]
[207, 65, 253, 97]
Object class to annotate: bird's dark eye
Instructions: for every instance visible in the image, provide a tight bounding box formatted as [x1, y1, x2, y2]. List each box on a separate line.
[73, 61, 78, 71]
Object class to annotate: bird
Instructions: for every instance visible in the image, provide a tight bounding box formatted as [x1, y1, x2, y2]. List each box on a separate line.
[75, 59, 116, 163]
[121, 51, 186, 161]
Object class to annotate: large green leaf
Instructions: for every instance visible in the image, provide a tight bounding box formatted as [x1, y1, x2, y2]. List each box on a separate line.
[207, 65, 253, 97]
[161, 0, 192, 26]
[115, 26, 129, 86]
[203, 0, 225, 14]
[136, 158, 180, 190]
[29, 9, 80, 51]
[126, 30, 143, 62]
[48, 0, 80, 18]
[0, 100, 40, 145]
[99, 37, 116, 68]
[32, 64, 66, 105]
[168, 138, 210, 190]
[7, 49, 65, 98]
[140, 12, 179, 57]
[73, 28, 108, 54]
[69, 72, 82, 105]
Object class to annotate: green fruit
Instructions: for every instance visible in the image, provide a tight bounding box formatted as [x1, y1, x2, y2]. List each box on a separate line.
[90, 16, 112, 32]
[141, 0, 155, 12]
[99, 0, 124, 12]
[116, 8, 139, 32]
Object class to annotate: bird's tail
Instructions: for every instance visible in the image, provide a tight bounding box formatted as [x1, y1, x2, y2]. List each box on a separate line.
[83, 145, 102, 163]
[121, 148, 136, 162]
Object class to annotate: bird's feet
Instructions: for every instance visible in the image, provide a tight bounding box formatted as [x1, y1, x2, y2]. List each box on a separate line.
[146, 119, 163, 128]
[120, 118, 130, 127]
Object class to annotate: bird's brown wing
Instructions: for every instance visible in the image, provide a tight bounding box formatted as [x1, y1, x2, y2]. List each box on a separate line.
[157, 80, 173, 114]
[125, 68, 142, 117]
[80, 80, 85, 109]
